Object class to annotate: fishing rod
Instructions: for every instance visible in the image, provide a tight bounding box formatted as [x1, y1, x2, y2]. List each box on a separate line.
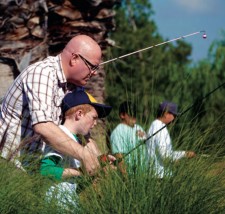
[98, 81, 225, 167]
[121, 81, 225, 159]
[98, 29, 216, 166]
[100, 30, 207, 66]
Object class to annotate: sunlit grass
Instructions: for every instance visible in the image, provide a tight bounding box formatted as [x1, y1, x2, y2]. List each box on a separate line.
[1, 74, 224, 213]
[78, 144, 225, 214]
[0, 119, 224, 214]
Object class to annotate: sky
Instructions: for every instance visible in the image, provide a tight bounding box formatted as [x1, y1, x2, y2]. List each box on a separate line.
[151, 0, 225, 62]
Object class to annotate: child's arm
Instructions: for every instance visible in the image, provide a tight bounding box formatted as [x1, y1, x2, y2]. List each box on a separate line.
[40, 155, 82, 180]
[40, 156, 64, 180]
[62, 168, 82, 178]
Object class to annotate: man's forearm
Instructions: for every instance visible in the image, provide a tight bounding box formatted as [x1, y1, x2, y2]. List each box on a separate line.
[33, 121, 100, 175]
[33, 122, 84, 160]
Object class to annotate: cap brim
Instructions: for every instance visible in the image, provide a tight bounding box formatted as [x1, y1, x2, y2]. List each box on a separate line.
[170, 111, 180, 116]
[91, 104, 112, 118]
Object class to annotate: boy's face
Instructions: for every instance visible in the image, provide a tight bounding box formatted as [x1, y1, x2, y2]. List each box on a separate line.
[121, 113, 136, 127]
[79, 108, 98, 135]
[163, 112, 175, 124]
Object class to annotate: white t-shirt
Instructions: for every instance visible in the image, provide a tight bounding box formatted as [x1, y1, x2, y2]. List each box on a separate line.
[146, 119, 185, 178]
[43, 125, 81, 205]
[43, 125, 81, 169]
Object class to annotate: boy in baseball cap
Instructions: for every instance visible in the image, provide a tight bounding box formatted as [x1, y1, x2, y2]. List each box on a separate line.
[61, 88, 112, 120]
[40, 88, 113, 206]
[146, 101, 195, 178]
[157, 101, 179, 117]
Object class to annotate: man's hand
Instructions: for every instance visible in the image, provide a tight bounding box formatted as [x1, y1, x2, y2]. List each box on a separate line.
[85, 138, 101, 156]
[34, 122, 101, 176]
[82, 148, 100, 176]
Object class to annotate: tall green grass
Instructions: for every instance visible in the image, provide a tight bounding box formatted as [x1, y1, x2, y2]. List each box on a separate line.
[0, 123, 224, 214]
[78, 140, 225, 214]
[0, 160, 73, 214]
[0, 80, 224, 213]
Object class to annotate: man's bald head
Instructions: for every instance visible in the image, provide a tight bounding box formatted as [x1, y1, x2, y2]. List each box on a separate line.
[61, 35, 102, 86]
[64, 35, 102, 60]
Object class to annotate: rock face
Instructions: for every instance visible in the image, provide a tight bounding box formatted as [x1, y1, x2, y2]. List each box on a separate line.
[0, 64, 14, 99]
[0, 0, 119, 103]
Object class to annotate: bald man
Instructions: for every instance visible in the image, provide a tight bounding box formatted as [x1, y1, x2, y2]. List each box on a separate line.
[0, 35, 102, 175]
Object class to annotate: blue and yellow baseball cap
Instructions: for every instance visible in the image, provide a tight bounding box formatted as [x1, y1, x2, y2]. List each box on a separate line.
[62, 88, 112, 118]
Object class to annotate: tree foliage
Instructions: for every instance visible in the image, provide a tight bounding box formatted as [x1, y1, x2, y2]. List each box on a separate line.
[105, 1, 225, 153]
[105, 1, 192, 123]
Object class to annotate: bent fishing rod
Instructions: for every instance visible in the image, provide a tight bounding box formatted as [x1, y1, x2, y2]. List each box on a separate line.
[121, 81, 225, 160]
[100, 30, 207, 66]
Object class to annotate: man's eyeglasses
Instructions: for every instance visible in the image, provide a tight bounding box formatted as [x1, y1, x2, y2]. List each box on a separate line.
[78, 54, 99, 72]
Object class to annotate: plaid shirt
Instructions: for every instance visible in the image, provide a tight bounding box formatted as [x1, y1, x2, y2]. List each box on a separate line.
[0, 55, 69, 161]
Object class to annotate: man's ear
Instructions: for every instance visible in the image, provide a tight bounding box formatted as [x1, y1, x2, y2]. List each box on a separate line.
[71, 53, 79, 66]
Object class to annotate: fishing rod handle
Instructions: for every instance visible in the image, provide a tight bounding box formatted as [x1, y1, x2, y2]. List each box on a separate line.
[98, 154, 123, 167]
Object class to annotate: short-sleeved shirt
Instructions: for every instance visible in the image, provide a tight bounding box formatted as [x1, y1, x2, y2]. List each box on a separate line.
[146, 119, 185, 178]
[40, 125, 81, 180]
[110, 123, 147, 172]
[0, 55, 69, 163]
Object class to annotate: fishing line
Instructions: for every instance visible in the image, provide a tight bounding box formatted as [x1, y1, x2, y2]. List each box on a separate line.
[99, 29, 222, 164]
[122, 81, 225, 159]
[102, 30, 206, 117]
[103, 31, 206, 130]
[100, 30, 207, 66]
